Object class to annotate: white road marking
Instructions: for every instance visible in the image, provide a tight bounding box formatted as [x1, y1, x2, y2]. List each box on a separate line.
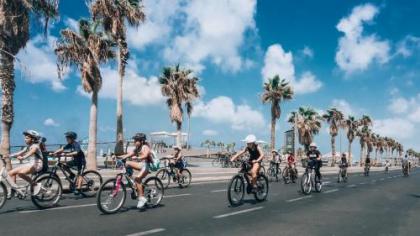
[371, 180, 377, 183]
[211, 189, 227, 193]
[213, 206, 264, 219]
[20, 203, 96, 214]
[126, 228, 166, 236]
[380, 178, 385, 181]
[286, 195, 312, 203]
[324, 189, 339, 194]
[359, 182, 366, 185]
[347, 184, 357, 188]
[165, 193, 192, 198]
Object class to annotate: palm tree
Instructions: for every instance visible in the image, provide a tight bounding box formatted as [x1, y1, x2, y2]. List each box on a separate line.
[287, 107, 322, 152]
[261, 75, 293, 150]
[322, 108, 344, 166]
[345, 116, 358, 165]
[159, 65, 200, 147]
[0, 0, 59, 170]
[90, 0, 145, 154]
[55, 19, 115, 170]
[357, 115, 372, 166]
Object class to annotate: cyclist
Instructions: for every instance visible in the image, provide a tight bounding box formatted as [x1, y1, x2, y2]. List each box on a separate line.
[286, 151, 297, 182]
[385, 160, 391, 173]
[402, 155, 409, 174]
[338, 153, 348, 181]
[306, 142, 322, 182]
[115, 133, 152, 209]
[7, 130, 43, 196]
[230, 134, 264, 192]
[270, 150, 281, 176]
[170, 146, 184, 180]
[364, 154, 371, 176]
[50, 131, 86, 195]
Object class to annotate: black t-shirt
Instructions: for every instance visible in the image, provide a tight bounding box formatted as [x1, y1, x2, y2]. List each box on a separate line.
[63, 142, 86, 163]
[247, 145, 260, 161]
[365, 158, 371, 164]
[307, 150, 321, 160]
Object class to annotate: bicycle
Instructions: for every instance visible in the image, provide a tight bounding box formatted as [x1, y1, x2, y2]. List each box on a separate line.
[266, 161, 281, 182]
[155, 157, 191, 189]
[96, 159, 164, 214]
[337, 165, 348, 183]
[402, 165, 409, 177]
[44, 153, 103, 197]
[282, 165, 298, 184]
[0, 155, 62, 209]
[300, 161, 322, 195]
[227, 160, 269, 206]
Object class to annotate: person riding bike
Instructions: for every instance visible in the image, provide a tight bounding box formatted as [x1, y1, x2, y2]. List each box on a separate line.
[402, 155, 410, 174]
[306, 142, 322, 182]
[6, 130, 43, 196]
[364, 154, 371, 176]
[115, 133, 152, 209]
[50, 131, 86, 195]
[169, 146, 184, 180]
[286, 151, 297, 182]
[338, 153, 348, 180]
[270, 150, 281, 175]
[230, 134, 265, 193]
[385, 160, 391, 172]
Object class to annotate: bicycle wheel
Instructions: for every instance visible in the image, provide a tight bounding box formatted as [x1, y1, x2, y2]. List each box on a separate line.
[227, 175, 245, 206]
[0, 182, 7, 209]
[96, 177, 126, 214]
[178, 169, 192, 188]
[156, 169, 171, 189]
[259, 165, 266, 176]
[300, 173, 312, 195]
[314, 175, 322, 192]
[212, 158, 220, 167]
[80, 170, 103, 197]
[31, 176, 62, 209]
[254, 175, 269, 202]
[282, 167, 289, 183]
[144, 177, 164, 207]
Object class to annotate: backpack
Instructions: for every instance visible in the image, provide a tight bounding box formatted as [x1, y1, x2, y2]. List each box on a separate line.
[149, 150, 160, 171]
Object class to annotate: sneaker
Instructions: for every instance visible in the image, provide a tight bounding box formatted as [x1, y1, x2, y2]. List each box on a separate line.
[136, 196, 147, 209]
[32, 183, 42, 196]
[74, 189, 81, 196]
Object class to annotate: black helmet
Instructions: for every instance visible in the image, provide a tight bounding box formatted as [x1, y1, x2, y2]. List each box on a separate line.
[132, 133, 147, 142]
[64, 131, 77, 140]
[41, 137, 47, 143]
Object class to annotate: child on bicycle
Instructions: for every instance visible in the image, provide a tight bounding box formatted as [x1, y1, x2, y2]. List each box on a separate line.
[50, 131, 86, 195]
[306, 142, 322, 182]
[7, 130, 43, 196]
[270, 150, 281, 175]
[169, 146, 184, 181]
[286, 151, 297, 182]
[115, 133, 152, 209]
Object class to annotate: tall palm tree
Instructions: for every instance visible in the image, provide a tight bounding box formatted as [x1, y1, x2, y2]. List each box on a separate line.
[159, 65, 200, 147]
[0, 0, 59, 170]
[288, 107, 322, 152]
[55, 19, 115, 170]
[345, 116, 358, 165]
[357, 115, 372, 166]
[261, 75, 293, 150]
[322, 108, 344, 166]
[90, 0, 145, 154]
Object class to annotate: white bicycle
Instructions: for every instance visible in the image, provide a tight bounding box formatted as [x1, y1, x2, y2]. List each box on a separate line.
[0, 155, 62, 210]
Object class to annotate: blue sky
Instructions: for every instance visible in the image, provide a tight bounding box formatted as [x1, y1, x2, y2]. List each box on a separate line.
[11, 0, 420, 157]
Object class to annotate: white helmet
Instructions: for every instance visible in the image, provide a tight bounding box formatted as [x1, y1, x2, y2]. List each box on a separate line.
[173, 145, 181, 150]
[243, 134, 257, 144]
[310, 142, 317, 148]
[23, 130, 41, 141]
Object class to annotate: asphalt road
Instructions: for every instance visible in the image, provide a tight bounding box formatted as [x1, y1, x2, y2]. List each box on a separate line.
[0, 168, 419, 236]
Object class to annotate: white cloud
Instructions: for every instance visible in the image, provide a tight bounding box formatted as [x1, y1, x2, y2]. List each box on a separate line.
[44, 118, 60, 127]
[335, 3, 390, 73]
[395, 35, 420, 58]
[202, 129, 218, 136]
[331, 99, 356, 117]
[261, 44, 322, 94]
[77, 62, 164, 106]
[16, 35, 66, 91]
[162, 0, 257, 73]
[192, 96, 265, 130]
[388, 97, 411, 114]
[301, 46, 314, 58]
[64, 17, 79, 33]
[373, 118, 414, 139]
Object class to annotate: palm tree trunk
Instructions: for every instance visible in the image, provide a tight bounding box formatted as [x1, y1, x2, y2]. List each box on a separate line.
[348, 140, 352, 167]
[176, 123, 182, 147]
[0, 54, 15, 170]
[331, 135, 336, 167]
[186, 114, 191, 150]
[115, 54, 124, 155]
[270, 117, 276, 150]
[87, 90, 98, 170]
[360, 144, 364, 167]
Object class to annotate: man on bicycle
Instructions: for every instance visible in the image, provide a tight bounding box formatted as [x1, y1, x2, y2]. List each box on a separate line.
[286, 151, 297, 182]
[230, 135, 264, 192]
[7, 130, 44, 196]
[270, 150, 281, 175]
[339, 153, 348, 180]
[51, 132, 86, 195]
[115, 133, 152, 209]
[365, 154, 371, 172]
[402, 155, 409, 174]
[306, 142, 322, 182]
[169, 146, 184, 181]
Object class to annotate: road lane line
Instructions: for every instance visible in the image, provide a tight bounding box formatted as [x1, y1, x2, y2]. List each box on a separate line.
[324, 189, 339, 194]
[213, 206, 264, 219]
[347, 184, 357, 188]
[359, 182, 366, 185]
[165, 193, 192, 198]
[286, 195, 312, 203]
[211, 189, 227, 193]
[20, 203, 96, 214]
[380, 178, 385, 181]
[126, 228, 166, 236]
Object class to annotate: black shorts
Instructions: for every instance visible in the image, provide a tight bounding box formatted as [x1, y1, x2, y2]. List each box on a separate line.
[67, 159, 86, 175]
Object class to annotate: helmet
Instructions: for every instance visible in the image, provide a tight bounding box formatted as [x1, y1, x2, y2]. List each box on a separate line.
[41, 137, 47, 143]
[64, 131, 78, 140]
[272, 149, 278, 153]
[132, 133, 147, 142]
[23, 130, 41, 141]
[173, 146, 181, 150]
[309, 142, 317, 148]
[243, 134, 257, 144]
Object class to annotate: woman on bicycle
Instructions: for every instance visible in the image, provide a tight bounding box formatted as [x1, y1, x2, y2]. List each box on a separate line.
[169, 146, 184, 180]
[230, 134, 264, 192]
[7, 130, 43, 195]
[116, 133, 152, 209]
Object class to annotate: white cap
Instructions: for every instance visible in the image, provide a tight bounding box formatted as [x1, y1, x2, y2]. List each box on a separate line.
[243, 134, 257, 144]
[310, 142, 317, 148]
